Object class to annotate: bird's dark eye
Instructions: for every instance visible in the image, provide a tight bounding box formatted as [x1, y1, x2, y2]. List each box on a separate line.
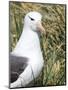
[30, 18, 34, 21]
[28, 16, 34, 21]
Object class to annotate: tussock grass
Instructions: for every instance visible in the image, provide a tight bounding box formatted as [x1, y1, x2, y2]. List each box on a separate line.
[9, 2, 66, 86]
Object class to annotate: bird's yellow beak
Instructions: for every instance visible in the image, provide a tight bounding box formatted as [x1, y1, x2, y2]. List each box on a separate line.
[37, 21, 45, 33]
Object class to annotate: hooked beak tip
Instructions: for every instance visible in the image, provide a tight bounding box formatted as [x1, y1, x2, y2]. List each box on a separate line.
[37, 21, 45, 33]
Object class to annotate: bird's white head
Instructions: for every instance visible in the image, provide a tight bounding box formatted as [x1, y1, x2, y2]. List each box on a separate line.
[24, 11, 45, 33]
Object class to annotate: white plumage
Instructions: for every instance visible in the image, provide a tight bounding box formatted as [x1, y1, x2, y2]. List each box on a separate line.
[10, 11, 45, 88]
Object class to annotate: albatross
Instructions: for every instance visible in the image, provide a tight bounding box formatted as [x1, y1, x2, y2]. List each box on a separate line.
[10, 11, 45, 88]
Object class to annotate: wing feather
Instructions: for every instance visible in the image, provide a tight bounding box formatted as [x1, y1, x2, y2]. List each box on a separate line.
[9, 54, 28, 83]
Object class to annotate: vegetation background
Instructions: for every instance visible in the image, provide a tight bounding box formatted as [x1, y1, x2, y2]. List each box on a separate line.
[9, 2, 66, 86]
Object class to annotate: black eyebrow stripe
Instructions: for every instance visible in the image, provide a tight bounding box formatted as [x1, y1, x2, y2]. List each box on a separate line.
[28, 16, 34, 20]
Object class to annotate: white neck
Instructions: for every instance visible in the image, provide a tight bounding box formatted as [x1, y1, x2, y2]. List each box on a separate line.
[12, 26, 41, 57]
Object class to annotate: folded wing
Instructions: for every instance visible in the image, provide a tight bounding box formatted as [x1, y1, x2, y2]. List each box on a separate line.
[9, 54, 28, 83]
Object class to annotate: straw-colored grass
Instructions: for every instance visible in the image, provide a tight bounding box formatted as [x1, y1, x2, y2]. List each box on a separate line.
[9, 2, 66, 86]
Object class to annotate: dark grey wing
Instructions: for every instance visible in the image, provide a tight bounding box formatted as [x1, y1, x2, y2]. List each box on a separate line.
[9, 54, 29, 83]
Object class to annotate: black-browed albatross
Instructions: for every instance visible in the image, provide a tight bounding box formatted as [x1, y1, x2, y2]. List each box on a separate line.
[10, 11, 45, 88]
